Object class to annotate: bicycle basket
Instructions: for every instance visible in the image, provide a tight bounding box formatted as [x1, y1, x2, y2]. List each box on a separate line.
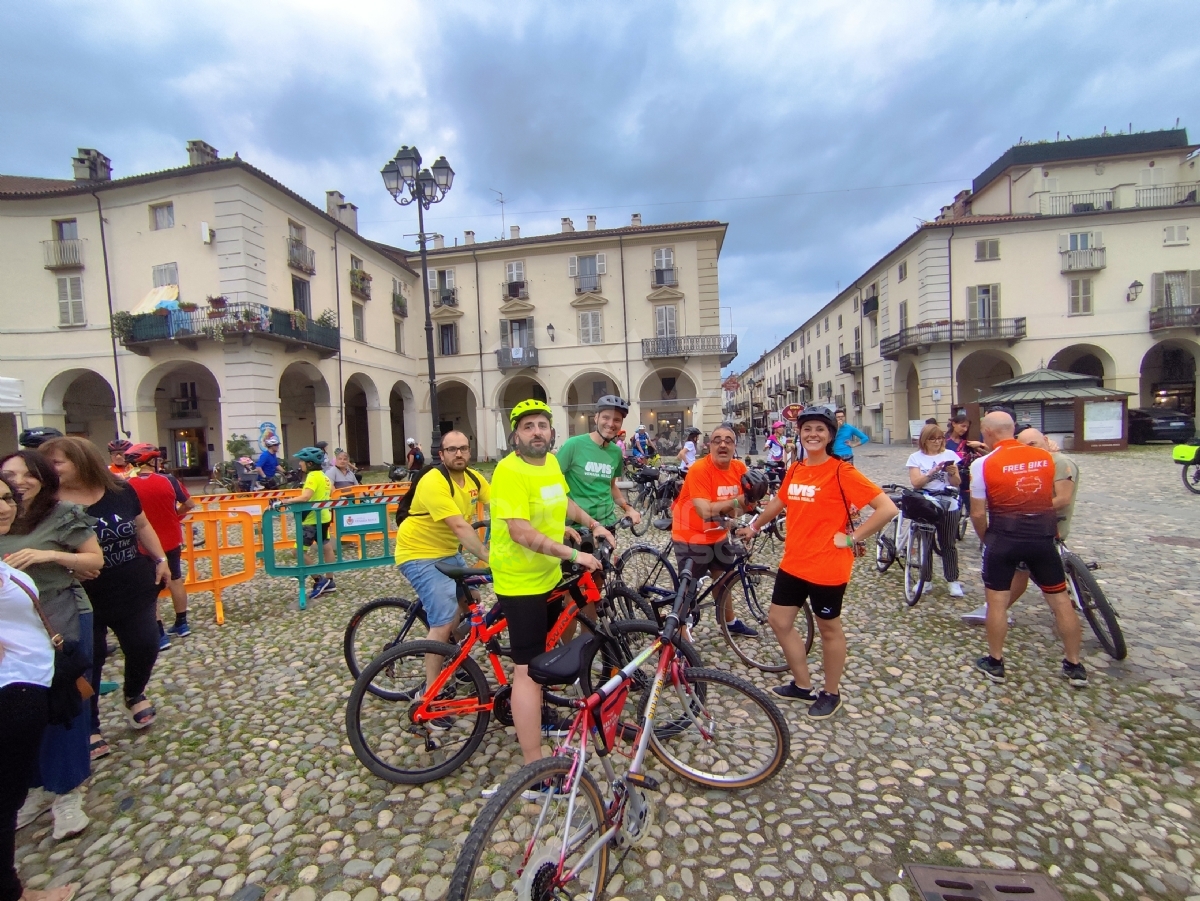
[634, 467, 661, 483]
[599, 681, 631, 749]
[1173, 441, 1200, 465]
[900, 491, 942, 524]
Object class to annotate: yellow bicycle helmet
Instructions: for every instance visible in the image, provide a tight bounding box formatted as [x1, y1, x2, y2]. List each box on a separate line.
[509, 398, 553, 430]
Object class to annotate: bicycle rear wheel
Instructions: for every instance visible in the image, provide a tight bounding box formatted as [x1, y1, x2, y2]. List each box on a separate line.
[641, 666, 790, 789]
[874, 519, 897, 573]
[343, 597, 427, 682]
[345, 640, 491, 784]
[602, 584, 656, 622]
[630, 486, 653, 535]
[614, 544, 679, 617]
[904, 527, 928, 606]
[448, 756, 608, 901]
[1183, 463, 1200, 495]
[1063, 552, 1126, 660]
[718, 565, 802, 672]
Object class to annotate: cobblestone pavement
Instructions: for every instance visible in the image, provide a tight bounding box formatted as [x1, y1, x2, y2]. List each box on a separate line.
[15, 443, 1200, 901]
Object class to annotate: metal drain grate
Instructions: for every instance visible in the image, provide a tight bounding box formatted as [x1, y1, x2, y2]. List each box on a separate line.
[906, 864, 1065, 901]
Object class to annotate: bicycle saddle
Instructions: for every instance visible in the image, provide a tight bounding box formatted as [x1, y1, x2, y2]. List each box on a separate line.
[435, 561, 492, 581]
[528, 633, 598, 687]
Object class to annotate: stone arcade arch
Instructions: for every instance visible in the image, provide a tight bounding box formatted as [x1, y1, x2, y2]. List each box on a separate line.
[343, 372, 380, 466]
[1139, 338, 1199, 415]
[956, 350, 1020, 406]
[1048, 344, 1116, 389]
[135, 361, 222, 476]
[564, 370, 623, 437]
[279, 362, 331, 458]
[41, 368, 118, 448]
[638, 368, 696, 455]
[389, 380, 417, 464]
[437, 380, 481, 454]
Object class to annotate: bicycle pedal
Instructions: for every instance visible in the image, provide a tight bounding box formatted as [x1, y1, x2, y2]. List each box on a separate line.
[625, 772, 660, 791]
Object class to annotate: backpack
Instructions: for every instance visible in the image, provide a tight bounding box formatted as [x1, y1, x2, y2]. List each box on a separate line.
[394, 463, 482, 527]
[409, 448, 426, 470]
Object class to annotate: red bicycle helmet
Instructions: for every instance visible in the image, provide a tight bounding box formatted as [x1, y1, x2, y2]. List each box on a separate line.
[124, 442, 161, 466]
[108, 438, 133, 453]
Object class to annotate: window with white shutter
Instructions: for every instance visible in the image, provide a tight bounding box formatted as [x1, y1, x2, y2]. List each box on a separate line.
[897, 261, 908, 281]
[56, 276, 85, 326]
[394, 318, 404, 354]
[1068, 278, 1093, 316]
[1164, 226, 1190, 246]
[572, 254, 604, 293]
[654, 304, 676, 339]
[578, 310, 602, 344]
[152, 262, 179, 288]
[975, 239, 1000, 261]
[352, 302, 365, 341]
[506, 261, 524, 283]
[897, 301, 908, 331]
[1139, 167, 1167, 186]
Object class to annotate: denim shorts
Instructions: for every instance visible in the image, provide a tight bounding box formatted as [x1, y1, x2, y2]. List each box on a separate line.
[398, 553, 467, 629]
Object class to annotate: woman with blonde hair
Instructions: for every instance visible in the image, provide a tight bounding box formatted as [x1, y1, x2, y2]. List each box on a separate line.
[906, 423, 964, 597]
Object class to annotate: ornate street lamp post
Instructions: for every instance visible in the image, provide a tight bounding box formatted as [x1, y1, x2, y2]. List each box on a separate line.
[381, 146, 455, 455]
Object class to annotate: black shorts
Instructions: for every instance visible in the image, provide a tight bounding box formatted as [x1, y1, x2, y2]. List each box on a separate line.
[165, 546, 183, 581]
[981, 532, 1066, 594]
[498, 592, 565, 665]
[673, 539, 740, 580]
[771, 569, 847, 620]
[302, 522, 331, 547]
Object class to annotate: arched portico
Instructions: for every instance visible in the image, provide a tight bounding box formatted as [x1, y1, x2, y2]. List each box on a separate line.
[389, 380, 417, 464]
[1048, 344, 1116, 388]
[957, 350, 1020, 405]
[343, 372, 381, 466]
[1140, 339, 1199, 415]
[280, 361, 332, 458]
[134, 361, 222, 476]
[564, 370, 623, 437]
[436, 379, 480, 455]
[638, 368, 696, 455]
[41, 368, 118, 449]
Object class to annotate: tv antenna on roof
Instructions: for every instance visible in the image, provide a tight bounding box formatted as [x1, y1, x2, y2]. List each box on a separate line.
[490, 189, 507, 237]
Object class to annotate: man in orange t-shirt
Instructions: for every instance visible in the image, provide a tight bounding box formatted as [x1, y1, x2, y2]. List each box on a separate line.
[671, 423, 757, 635]
[738, 406, 897, 719]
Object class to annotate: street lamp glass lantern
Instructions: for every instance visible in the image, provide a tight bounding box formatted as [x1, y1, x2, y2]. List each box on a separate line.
[417, 168, 438, 200]
[431, 156, 454, 191]
[394, 145, 421, 181]
[380, 160, 402, 196]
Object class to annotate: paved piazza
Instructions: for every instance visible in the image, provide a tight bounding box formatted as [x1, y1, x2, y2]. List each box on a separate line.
[15, 444, 1200, 901]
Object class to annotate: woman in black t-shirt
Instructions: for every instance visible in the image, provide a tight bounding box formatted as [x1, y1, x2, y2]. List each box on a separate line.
[40, 438, 171, 761]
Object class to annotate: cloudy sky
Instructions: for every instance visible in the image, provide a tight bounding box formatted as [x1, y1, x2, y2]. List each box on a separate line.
[3, 1, 1196, 371]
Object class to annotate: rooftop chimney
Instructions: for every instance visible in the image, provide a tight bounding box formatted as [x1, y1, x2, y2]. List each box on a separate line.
[72, 149, 111, 183]
[561, 217, 574, 233]
[631, 213, 642, 226]
[464, 230, 475, 244]
[510, 225, 520, 240]
[586, 215, 597, 231]
[186, 140, 219, 166]
[433, 234, 444, 249]
[324, 191, 358, 232]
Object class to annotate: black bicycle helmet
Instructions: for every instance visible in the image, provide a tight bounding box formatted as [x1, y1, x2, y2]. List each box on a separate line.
[19, 427, 63, 449]
[796, 404, 837, 433]
[686, 427, 701, 439]
[595, 395, 630, 416]
[741, 468, 771, 505]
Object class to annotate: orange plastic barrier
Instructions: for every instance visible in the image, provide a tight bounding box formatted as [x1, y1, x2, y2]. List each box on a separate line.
[160, 509, 258, 625]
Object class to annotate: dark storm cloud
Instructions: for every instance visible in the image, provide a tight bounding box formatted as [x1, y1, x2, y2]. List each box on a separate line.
[2, 1, 1197, 366]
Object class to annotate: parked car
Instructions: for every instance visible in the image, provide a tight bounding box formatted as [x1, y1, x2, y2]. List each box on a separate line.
[1127, 407, 1196, 444]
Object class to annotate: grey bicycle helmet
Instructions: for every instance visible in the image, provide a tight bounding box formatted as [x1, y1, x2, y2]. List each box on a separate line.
[595, 394, 630, 416]
[796, 404, 837, 433]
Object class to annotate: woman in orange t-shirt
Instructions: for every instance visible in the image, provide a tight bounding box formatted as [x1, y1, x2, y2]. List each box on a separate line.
[738, 406, 897, 720]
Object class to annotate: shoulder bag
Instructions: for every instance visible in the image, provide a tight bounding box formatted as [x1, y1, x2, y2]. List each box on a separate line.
[12, 574, 94, 725]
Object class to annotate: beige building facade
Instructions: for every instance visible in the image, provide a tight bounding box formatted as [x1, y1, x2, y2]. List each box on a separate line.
[731, 129, 1200, 445]
[0, 143, 736, 467]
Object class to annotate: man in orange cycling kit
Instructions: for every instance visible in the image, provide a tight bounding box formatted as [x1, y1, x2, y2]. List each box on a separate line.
[969, 411, 1086, 687]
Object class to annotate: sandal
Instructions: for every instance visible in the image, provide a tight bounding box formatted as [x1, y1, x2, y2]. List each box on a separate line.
[124, 694, 156, 730]
[89, 735, 110, 761]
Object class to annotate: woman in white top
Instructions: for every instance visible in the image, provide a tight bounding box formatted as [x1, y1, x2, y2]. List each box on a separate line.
[905, 424, 965, 598]
[0, 472, 80, 901]
[676, 428, 700, 472]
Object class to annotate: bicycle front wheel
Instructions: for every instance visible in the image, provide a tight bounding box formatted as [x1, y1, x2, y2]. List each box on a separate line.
[343, 597, 427, 682]
[904, 527, 928, 606]
[614, 544, 679, 617]
[718, 565, 798, 672]
[1063, 552, 1126, 660]
[874, 519, 897, 573]
[345, 640, 491, 784]
[448, 756, 608, 901]
[602, 584, 656, 622]
[1183, 463, 1200, 495]
[642, 666, 790, 790]
[630, 486, 652, 535]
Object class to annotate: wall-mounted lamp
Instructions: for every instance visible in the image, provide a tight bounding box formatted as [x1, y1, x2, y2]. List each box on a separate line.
[546, 322, 556, 342]
[1126, 280, 1144, 303]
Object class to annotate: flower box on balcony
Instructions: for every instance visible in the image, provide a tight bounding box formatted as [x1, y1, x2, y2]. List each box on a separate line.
[207, 295, 228, 309]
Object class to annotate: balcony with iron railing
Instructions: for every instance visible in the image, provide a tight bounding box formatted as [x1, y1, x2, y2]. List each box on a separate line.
[574, 274, 602, 294]
[115, 301, 340, 357]
[1149, 305, 1200, 331]
[349, 269, 372, 300]
[392, 292, 408, 318]
[641, 334, 738, 366]
[1136, 182, 1199, 208]
[834, 393, 846, 409]
[43, 239, 83, 269]
[287, 237, 316, 275]
[862, 295, 879, 317]
[852, 389, 864, 406]
[797, 373, 813, 391]
[652, 267, 678, 287]
[496, 345, 539, 371]
[1060, 247, 1106, 272]
[434, 288, 458, 308]
[503, 280, 529, 300]
[1043, 190, 1114, 216]
[839, 351, 863, 373]
[880, 317, 1027, 359]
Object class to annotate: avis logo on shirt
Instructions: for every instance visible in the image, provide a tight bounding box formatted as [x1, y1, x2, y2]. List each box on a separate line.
[716, 485, 739, 498]
[788, 483, 817, 502]
[583, 461, 614, 478]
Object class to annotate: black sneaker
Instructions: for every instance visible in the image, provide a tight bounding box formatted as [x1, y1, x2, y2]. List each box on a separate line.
[975, 655, 1006, 683]
[807, 691, 842, 719]
[1061, 659, 1088, 687]
[772, 682, 818, 702]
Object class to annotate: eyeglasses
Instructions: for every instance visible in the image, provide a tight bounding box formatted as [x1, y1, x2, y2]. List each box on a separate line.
[441, 445, 470, 455]
[709, 437, 736, 446]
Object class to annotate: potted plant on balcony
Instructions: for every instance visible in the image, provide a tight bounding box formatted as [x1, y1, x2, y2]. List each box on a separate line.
[207, 294, 228, 309]
[178, 300, 199, 312]
[315, 310, 337, 330]
[289, 310, 308, 331]
[110, 311, 134, 342]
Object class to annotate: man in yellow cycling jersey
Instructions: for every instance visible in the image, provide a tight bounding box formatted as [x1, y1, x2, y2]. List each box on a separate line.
[490, 399, 615, 768]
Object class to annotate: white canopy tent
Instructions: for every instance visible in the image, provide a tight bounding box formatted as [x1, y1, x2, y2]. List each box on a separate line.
[0, 377, 25, 415]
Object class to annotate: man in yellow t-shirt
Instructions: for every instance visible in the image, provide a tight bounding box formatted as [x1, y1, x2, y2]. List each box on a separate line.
[491, 400, 614, 769]
[394, 430, 491, 690]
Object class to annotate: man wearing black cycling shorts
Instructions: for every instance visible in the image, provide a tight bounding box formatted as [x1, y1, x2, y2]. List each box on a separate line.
[969, 411, 1086, 687]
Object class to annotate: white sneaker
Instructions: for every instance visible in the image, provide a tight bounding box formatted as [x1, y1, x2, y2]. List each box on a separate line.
[17, 787, 53, 829]
[948, 581, 965, 598]
[51, 789, 89, 840]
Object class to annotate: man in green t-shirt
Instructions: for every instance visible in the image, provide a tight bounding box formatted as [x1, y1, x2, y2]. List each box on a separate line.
[555, 395, 641, 529]
[491, 399, 615, 769]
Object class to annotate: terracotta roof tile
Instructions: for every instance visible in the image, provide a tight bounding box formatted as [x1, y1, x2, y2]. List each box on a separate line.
[0, 174, 77, 194]
[410, 220, 727, 256]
